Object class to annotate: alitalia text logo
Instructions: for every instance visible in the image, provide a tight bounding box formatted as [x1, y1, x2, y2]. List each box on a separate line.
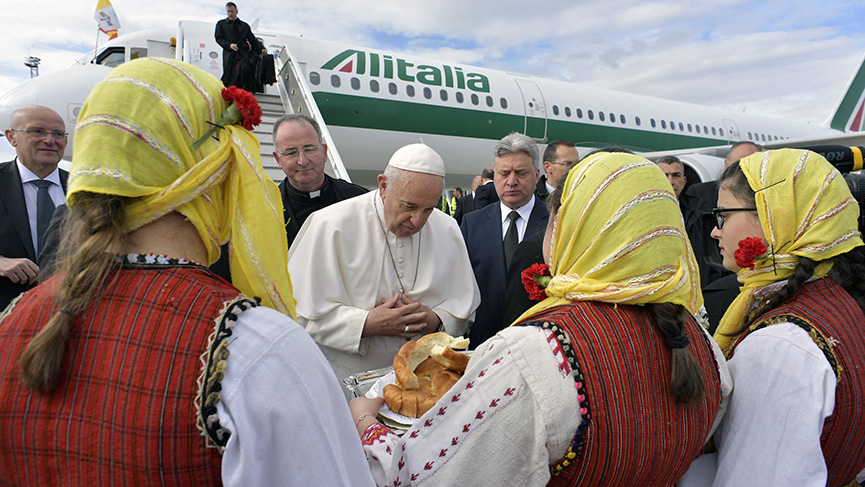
[321, 49, 490, 93]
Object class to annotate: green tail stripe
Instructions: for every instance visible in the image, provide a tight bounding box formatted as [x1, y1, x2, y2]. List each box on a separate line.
[831, 55, 865, 131]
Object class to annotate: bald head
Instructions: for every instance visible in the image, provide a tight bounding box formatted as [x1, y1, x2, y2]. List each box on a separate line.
[5, 105, 67, 179]
[724, 142, 761, 168]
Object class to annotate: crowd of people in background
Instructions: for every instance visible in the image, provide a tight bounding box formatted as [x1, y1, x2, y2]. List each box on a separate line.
[0, 3, 864, 485]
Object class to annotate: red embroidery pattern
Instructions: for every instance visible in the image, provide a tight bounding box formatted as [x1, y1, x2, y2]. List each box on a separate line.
[361, 423, 392, 446]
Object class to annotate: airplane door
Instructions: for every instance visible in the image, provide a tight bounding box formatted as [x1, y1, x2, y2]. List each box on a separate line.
[722, 119, 740, 142]
[515, 79, 547, 141]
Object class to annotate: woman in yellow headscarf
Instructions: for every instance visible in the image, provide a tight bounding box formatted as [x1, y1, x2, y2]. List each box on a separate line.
[0, 58, 375, 486]
[699, 149, 865, 486]
[349, 151, 729, 486]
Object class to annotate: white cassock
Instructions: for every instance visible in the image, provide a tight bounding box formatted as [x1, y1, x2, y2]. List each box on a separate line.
[288, 190, 481, 384]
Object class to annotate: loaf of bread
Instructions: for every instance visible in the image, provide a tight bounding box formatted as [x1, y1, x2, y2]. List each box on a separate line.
[385, 332, 469, 418]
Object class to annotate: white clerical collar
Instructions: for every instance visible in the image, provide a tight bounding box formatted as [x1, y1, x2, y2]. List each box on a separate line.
[499, 196, 535, 224]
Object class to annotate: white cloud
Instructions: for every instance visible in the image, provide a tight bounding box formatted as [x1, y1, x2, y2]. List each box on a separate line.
[1, 0, 864, 126]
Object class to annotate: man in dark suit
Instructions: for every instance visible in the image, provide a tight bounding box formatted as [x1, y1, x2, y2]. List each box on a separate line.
[453, 186, 473, 225]
[214, 2, 266, 91]
[461, 133, 548, 347]
[535, 139, 579, 202]
[472, 167, 498, 210]
[0, 105, 68, 309]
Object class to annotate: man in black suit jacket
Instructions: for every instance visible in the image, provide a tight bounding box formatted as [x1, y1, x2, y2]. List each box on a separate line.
[453, 187, 473, 225]
[535, 139, 579, 202]
[472, 167, 498, 210]
[461, 133, 548, 347]
[0, 106, 68, 309]
[214, 2, 266, 91]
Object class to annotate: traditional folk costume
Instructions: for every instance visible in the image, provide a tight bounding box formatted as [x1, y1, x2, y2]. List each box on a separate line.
[0, 58, 374, 486]
[359, 152, 731, 486]
[289, 159, 481, 384]
[682, 149, 865, 487]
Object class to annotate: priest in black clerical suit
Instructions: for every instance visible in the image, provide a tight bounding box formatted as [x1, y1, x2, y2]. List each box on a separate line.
[214, 2, 265, 91]
[272, 114, 367, 248]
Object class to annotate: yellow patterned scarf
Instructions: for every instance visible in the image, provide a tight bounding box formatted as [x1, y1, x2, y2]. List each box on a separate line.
[68, 58, 296, 317]
[714, 149, 862, 353]
[516, 152, 702, 323]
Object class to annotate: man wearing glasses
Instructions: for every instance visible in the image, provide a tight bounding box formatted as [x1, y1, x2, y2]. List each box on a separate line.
[0, 105, 68, 310]
[535, 139, 579, 201]
[272, 114, 366, 246]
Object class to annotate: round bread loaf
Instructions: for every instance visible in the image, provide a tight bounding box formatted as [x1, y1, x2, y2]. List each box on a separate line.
[384, 357, 462, 418]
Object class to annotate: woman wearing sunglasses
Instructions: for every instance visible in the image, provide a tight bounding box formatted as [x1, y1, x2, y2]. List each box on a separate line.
[689, 149, 865, 485]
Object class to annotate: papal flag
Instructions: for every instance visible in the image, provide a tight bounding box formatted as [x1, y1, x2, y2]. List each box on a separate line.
[94, 0, 121, 40]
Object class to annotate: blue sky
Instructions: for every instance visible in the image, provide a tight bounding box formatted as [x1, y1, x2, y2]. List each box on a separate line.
[2, 0, 864, 140]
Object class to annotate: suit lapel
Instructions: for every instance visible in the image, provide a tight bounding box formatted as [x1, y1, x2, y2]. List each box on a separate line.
[0, 161, 37, 261]
[525, 196, 549, 236]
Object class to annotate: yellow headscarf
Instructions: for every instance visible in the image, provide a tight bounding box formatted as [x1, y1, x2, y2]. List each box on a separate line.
[68, 58, 296, 318]
[515, 152, 702, 323]
[714, 148, 862, 352]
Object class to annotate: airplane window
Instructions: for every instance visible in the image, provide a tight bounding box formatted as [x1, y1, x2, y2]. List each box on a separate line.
[553, 105, 560, 116]
[370, 80, 380, 93]
[456, 92, 464, 103]
[687, 123, 692, 132]
[747, 132, 752, 140]
[599, 112, 605, 122]
[351, 77, 361, 90]
[406, 84, 414, 97]
[720, 128, 724, 137]
[389, 82, 398, 95]
[500, 98, 508, 109]
[669, 121, 675, 130]
[610, 113, 616, 123]
[588, 110, 594, 120]
[486, 96, 493, 107]
[650, 118, 656, 128]
[711, 127, 716, 136]
[130, 47, 147, 61]
[635, 116, 641, 126]
[696, 125, 701, 134]
[330, 75, 341, 88]
[309, 72, 321, 86]
[95, 47, 125, 67]
[620, 114, 626, 124]
[440, 89, 448, 101]
[565, 107, 571, 117]
[703, 125, 709, 134]
[678, 122, 684, 131]
[577, 108, 583, 118]
[761, 134, 766, 141]
[423, 87, 432, 99]
[471, 94, 479, 105]
[661, 120, 666, 129]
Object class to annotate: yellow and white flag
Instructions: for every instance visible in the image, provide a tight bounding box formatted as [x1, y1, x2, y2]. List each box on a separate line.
[94, 0, 121, 40]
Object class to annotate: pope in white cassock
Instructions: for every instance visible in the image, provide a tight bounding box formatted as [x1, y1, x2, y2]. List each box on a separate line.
[288, 144, 481, 390]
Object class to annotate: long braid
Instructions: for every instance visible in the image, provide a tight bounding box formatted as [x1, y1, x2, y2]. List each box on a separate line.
[646, 302, 706, 404]
[19, 193, 128, 394]
[830, 247, 865, 315]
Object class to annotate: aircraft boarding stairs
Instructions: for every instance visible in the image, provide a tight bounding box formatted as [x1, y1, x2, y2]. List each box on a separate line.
[251, 45, 353, 184]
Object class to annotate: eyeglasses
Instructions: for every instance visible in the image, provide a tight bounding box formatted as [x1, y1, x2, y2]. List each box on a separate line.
[10, 128, 67, 141]
[712, 207, 757, 229]
[276, 145, 322, 160]
[547, 160, 577, 167]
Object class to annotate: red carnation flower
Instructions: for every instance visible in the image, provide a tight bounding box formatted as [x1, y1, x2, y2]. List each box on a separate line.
[221, 86, 262, 130]
[734, 237, 768, 270]
[521, 263, 552, 301]
[192, 86, 263, 149]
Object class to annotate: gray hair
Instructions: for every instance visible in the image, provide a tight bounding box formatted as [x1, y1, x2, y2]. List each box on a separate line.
[272, 113, 323, 147]
[494, 132, 539, 168]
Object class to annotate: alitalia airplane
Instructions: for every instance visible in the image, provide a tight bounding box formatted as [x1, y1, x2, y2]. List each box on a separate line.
[1, 20, 864, 187]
